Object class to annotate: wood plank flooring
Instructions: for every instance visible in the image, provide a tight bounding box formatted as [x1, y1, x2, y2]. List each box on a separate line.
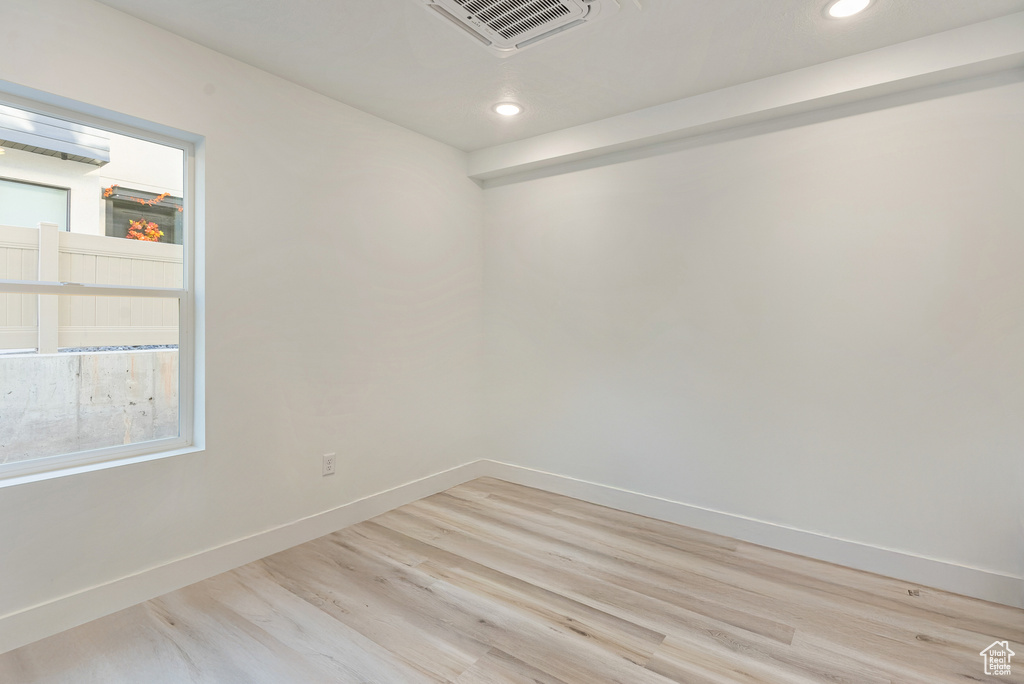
[1, 477, 1021, 683]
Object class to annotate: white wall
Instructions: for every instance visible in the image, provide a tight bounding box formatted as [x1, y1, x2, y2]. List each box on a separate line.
[0, 0, 483, 634]
[2, 0, 1021, 650]
[484, 76, 1024, 586]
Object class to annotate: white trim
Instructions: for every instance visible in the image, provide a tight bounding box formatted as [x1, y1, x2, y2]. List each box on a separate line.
[0, 459, 493, 655]
[57, 326, 179, 348]
[0, 437, 192, 484]
[0, 83, 204, 153]
[179, 141, 198, 457]
[0, 84, 201, 482]
[59, 236, 183, 262]
[482, 461, 1024, 610]
[0, 240, 36, 250]
[0, 444, 203, 490]
[0, 224, 40, 249]
[58, 251, 182, 263]
[0, 280, 183, 298]
[0, 328, 36, 346]
[0, 346, 178, 359]
[467, 12, 1024, 182]
[2, 458, 1020, 655]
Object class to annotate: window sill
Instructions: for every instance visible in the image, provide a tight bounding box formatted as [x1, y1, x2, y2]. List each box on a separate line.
[0, 442, 204, 489]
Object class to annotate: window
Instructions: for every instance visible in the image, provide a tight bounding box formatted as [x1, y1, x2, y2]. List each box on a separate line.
[0, 178, 69, 231]
[0, 94, 198, 479]
[103, 186, 184, 244]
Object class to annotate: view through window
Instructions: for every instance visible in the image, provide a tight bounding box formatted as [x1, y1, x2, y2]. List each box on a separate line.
[0, 99, 193, 475]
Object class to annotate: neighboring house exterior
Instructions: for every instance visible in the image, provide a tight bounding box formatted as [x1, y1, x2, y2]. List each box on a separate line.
[0, 104, 183, 243]
[0, 103, 185, 464]
[0, 103, 185, 353]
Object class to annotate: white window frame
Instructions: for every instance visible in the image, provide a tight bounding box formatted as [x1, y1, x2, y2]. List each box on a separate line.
[0, 90, 201, 483]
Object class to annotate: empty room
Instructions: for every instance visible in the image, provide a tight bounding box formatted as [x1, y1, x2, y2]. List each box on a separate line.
[0, 0, 1022, 682]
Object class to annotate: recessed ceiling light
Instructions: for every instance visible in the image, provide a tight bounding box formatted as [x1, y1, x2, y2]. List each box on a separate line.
[493, 103, 523, 117]
[827, 0, 871, 18]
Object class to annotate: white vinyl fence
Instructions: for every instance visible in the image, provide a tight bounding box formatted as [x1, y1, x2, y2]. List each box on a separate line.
[0, 223, 182, 351]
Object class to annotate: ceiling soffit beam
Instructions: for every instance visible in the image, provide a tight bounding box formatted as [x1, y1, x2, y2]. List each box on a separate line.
[467, 12, 1024, 184]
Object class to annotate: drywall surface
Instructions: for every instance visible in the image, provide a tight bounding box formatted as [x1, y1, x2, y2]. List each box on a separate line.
[483, 75, 1024, 584]
[0, 0, 483, 631]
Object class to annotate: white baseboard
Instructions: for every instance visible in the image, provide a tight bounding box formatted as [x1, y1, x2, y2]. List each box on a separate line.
[482, 460, 1024, 609]
[0, 459, 493, 655]
[4, 457, 1020, 656]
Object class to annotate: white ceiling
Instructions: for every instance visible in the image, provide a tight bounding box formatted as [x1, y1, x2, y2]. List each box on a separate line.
[94, 0, 1024, 151]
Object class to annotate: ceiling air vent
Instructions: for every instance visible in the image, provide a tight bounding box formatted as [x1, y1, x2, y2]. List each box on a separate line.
[421, 0, 620, 57]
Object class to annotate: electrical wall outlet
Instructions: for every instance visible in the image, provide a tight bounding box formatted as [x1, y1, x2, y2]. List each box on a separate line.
[322, 453, 336, 476]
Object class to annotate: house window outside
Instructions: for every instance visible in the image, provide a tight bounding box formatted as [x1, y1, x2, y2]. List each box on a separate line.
[0, 177, 69, 231]
[0, 95, 197, 478]
[103, 186, 184, 244]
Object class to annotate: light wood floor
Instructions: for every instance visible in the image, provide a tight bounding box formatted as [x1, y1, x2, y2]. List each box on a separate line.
[2, 477, 1022, 683]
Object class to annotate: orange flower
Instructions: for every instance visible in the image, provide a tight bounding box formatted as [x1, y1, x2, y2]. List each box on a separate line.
[126, 219, 164, 241]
